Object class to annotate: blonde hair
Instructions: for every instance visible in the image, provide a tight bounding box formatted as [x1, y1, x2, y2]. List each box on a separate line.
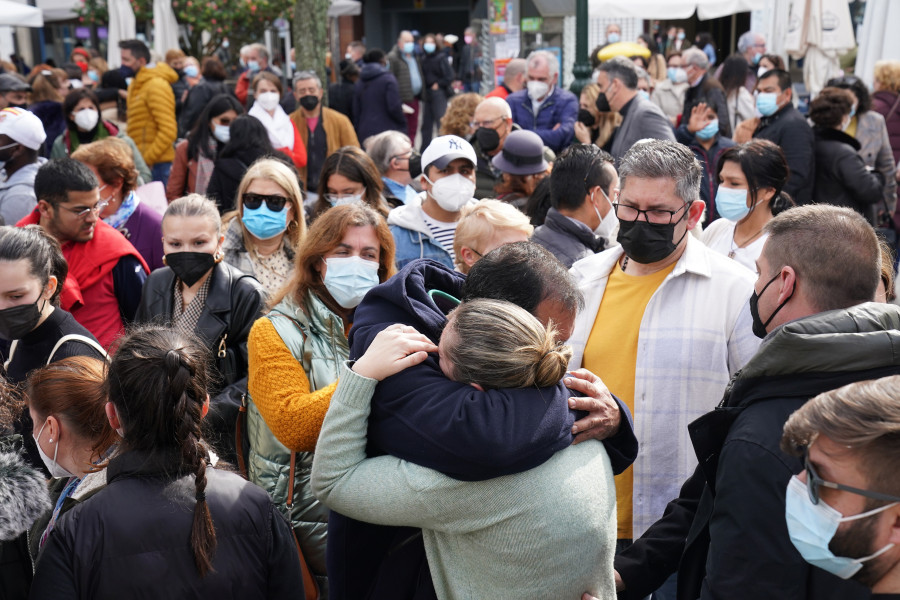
[874, 60, 900, 94]
[781, 376, 900, 497]
[164, 194, 222, 235]
[453, 199, 533, 273]
[226, 158, 306, 251]
[442, 298, 572, 389]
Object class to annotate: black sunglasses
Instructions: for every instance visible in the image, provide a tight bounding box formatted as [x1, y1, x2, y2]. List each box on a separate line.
[803, 453, 900, 506]
[243, 193, 289, 212]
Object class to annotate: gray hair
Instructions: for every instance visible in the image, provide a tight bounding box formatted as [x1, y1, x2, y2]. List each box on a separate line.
[737, 31, 762, 54]
[527, 50, 559, 80]
[635, 66, 652, 88]
[247, 43, 269, 61]
[618, 139, 701, 203]
[364, 130, 412, 174]
[597, 56, 637, 90]
[682, 47, 709, 70]
[293, 70, 322, 89]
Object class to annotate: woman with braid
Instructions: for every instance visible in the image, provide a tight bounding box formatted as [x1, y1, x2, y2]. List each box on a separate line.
[29, 325, 304, 599]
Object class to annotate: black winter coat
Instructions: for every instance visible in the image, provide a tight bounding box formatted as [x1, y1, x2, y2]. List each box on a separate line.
[753, 104, 815, 205]
[179, 78, 231, 136]
[29, 451, 303, 599]
[812, 126, 885, 214]
[206, 148, 292, 213]
[352, 63, 406, 143]
[682, 74, 733, 138]
[420, 52, 453, 96]
[615, 303, 900, 600]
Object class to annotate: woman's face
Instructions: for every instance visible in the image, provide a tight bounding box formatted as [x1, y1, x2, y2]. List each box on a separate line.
[0, 258, 54, 312]
[162, 215, 222, 257]
[326, 173, 366, 200]
[759, 57, 775, 72]
[255, 78, 280, 97]
[718, 160, 750, 206]
[83, 163, 119, 217]
[579, 92, 600, 122]
[70, 97, 97, 125]
[209, 109, 239, 134]
[243, 178, 294, 224]
[315, 225, 381, 279]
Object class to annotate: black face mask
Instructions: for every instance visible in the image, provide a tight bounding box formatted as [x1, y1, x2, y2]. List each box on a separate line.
[6, 103, 26, 110]
[299, 95, 320, 111]
[617, 207, 689, 264]
[408, 151, 422, 179]
[595, 91, 611, 113]
[475, 126, 501, 154]
[119, 65, 135, 79]
[577, 108, 596, 128]
[749, 272, 794, 338]
[0, 297, 45, 340]
[165, 252, 216, 286]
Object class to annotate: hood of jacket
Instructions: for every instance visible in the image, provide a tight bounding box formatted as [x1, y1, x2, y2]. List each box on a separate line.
[135, 61, 179, 86]
[360, 62, 390, 82]
[0, 438, 52, 541]
[728, 302, 900, 408]
[386, 195, 431, 234]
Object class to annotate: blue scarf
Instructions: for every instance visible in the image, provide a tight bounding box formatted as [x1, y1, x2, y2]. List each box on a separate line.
[103, 191, 139, 231]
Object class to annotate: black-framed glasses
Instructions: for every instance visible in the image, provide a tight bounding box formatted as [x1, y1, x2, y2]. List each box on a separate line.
[243, 193, 289, 212]
[804, 453, 900, 506]
[612, 201, 690, 225]
[59, 200, 109, 219]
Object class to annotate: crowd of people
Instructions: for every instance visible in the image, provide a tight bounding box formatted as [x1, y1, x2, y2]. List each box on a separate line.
[0, 23, 899, 600]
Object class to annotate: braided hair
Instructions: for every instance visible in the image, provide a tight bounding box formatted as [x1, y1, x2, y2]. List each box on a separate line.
[105, 325, 217, 576]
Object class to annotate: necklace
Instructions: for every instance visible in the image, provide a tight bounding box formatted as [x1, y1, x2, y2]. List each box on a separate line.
[728, 225, 765, 259]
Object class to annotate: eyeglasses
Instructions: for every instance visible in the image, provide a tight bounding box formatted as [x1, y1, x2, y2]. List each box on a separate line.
[469, 116, 504, 129]
[59, 200, 109, 219]
[243, 193, 289, 212]
[803, 452, 900, 506]
[612, 201, 690, 225]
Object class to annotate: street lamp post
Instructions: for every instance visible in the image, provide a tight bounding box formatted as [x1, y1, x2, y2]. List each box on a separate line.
[570, 0, 592, 96]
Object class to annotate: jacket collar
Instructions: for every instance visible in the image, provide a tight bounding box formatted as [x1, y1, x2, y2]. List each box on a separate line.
[544, 208, 605, 251]
[106, 449, 189, 484]
[814, 125, 862, 150]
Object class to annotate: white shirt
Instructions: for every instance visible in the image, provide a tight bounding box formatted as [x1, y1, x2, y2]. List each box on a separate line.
[701, 218, 768, 272]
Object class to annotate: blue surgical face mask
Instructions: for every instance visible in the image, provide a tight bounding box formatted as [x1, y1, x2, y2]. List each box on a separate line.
[849, 104, 857, 118]
[638, 89, 650, 101]
[607, 32, 620, 44]
[715, 185, 750, 221]
[424, 42, 436, 54]
[785, 476, 897, 580]
[677, 32, 685, 40]
[668, 67, 687, 84]
[247, 60, 260, 72]
[213, 124, 230, 144]
[403, 41, 415, 54]
[242, 203, 288, 240]
[184, 64, 199, 78]
[696, 118, 719, 140]
[323, 255, 380, 309]
[753, 52, 762, 65]
[756, 92, 779, 117]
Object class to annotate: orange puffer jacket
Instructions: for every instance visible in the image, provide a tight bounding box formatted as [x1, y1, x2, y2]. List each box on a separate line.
[125, 63, 178, 166]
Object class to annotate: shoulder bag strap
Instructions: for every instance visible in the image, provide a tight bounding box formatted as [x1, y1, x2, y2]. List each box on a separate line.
[2, 339, 18, 372]
[234, 391, 249, 479]
[287, 452, 320, 600]
[47, 334, 110, 365]
[887, 94, 900, 121]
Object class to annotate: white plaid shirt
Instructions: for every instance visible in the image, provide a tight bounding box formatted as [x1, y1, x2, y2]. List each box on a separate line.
[568, 235, 761, 537]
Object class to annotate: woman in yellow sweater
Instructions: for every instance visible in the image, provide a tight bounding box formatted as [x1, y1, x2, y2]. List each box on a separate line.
[245, 203, 395, 597]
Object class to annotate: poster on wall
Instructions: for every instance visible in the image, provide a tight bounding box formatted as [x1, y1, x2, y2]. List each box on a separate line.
[494, 57, 511, 85]
[491, 0, 510, 34]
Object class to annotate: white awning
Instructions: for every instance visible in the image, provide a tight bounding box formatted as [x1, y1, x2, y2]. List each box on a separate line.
[36, 0, 76, 22]
[328, 0, 361, 17]
[584, 0, 766, 20]
[0, 0, 43, 26]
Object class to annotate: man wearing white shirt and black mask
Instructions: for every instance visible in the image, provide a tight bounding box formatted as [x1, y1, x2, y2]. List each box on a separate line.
[387, 135, 477, 269]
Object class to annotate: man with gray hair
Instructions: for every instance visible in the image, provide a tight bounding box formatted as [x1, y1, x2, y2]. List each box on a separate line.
[235, 42, 273, 106]
[681, 47, 732, 138]
[364, 130, 418, 206]
[717, 30, 767, 91]
[387, 30, 424, 141]
[567, 140, 758, 596]
[485, 57, 527, 101]
[610, 204, 889, 600]
[507, 50, 578, 153]
[595, 56, 675, 165]
[289, 70, 359, 192]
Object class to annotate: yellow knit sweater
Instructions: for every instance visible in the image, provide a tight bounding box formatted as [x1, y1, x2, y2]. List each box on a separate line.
[247, 317, 338, 452]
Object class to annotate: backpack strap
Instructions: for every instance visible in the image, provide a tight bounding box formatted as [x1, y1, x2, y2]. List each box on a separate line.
[47, 334, 109, 365]
[2, 339, 18, 372]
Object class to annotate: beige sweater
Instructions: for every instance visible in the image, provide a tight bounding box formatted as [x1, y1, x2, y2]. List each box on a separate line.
[312, 364, 618, 600]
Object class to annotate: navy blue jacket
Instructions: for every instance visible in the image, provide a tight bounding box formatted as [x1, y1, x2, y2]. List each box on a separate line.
[326, 259, 638, 600]
[507, 86, 578, 153]
[352, 63, 406, 143]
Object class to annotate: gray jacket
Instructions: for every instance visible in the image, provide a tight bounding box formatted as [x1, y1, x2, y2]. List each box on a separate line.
[0, 158, 47, 225]
[610, 95, 676, 166]
[855, 110, 898, 215]
[532, 208, 608, 268]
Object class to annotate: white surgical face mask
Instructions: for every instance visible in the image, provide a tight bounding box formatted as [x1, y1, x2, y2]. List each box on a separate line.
[527, 80, 550, 101]
[33, 419, 76, 479]
[592, 187, 619, 241]
[424, 173, 475, 212]
[323, 256, 380, 309]
[213, 124, 230, 144]
[73, 108, 100, 131]
[257, 91, 281, 112]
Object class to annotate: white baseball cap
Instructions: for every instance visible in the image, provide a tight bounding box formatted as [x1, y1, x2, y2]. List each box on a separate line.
[0, 108, 47, 150]
[420, 135, 476, 173]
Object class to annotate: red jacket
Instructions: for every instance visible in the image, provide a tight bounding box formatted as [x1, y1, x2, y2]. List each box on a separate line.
[18, 211, 149, 347]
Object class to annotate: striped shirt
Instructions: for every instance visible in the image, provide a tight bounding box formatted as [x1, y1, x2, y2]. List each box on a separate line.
[421, 212, 458, 256]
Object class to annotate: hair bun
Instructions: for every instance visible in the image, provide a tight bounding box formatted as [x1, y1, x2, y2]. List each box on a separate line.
[533, 342, 573, 388]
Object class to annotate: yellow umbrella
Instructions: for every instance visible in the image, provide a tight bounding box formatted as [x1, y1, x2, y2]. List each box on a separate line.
[597, 41, 652, 62]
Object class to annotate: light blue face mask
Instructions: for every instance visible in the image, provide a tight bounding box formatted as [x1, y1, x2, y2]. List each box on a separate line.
[213, 124, 230, 144]
[242, 203, 288, 240]
[696, 118, 719, 141]
[785, 476, 897, 580]
[247, 60, 260, 72]
[637, 89, 650, 101]
[607, 33, 620, 44]
[403, 41, 415, 54]
[323, 256, 380, 309]
[184, 65, 199, 78]
[715, 185, 750, 221]
[424, 42, 436, 54]
[756, 92, 779, 117]
[753, 52, 762, 65]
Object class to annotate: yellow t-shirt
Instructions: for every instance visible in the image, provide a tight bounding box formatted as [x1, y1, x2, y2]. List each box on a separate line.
[582, 260, 676, 539]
